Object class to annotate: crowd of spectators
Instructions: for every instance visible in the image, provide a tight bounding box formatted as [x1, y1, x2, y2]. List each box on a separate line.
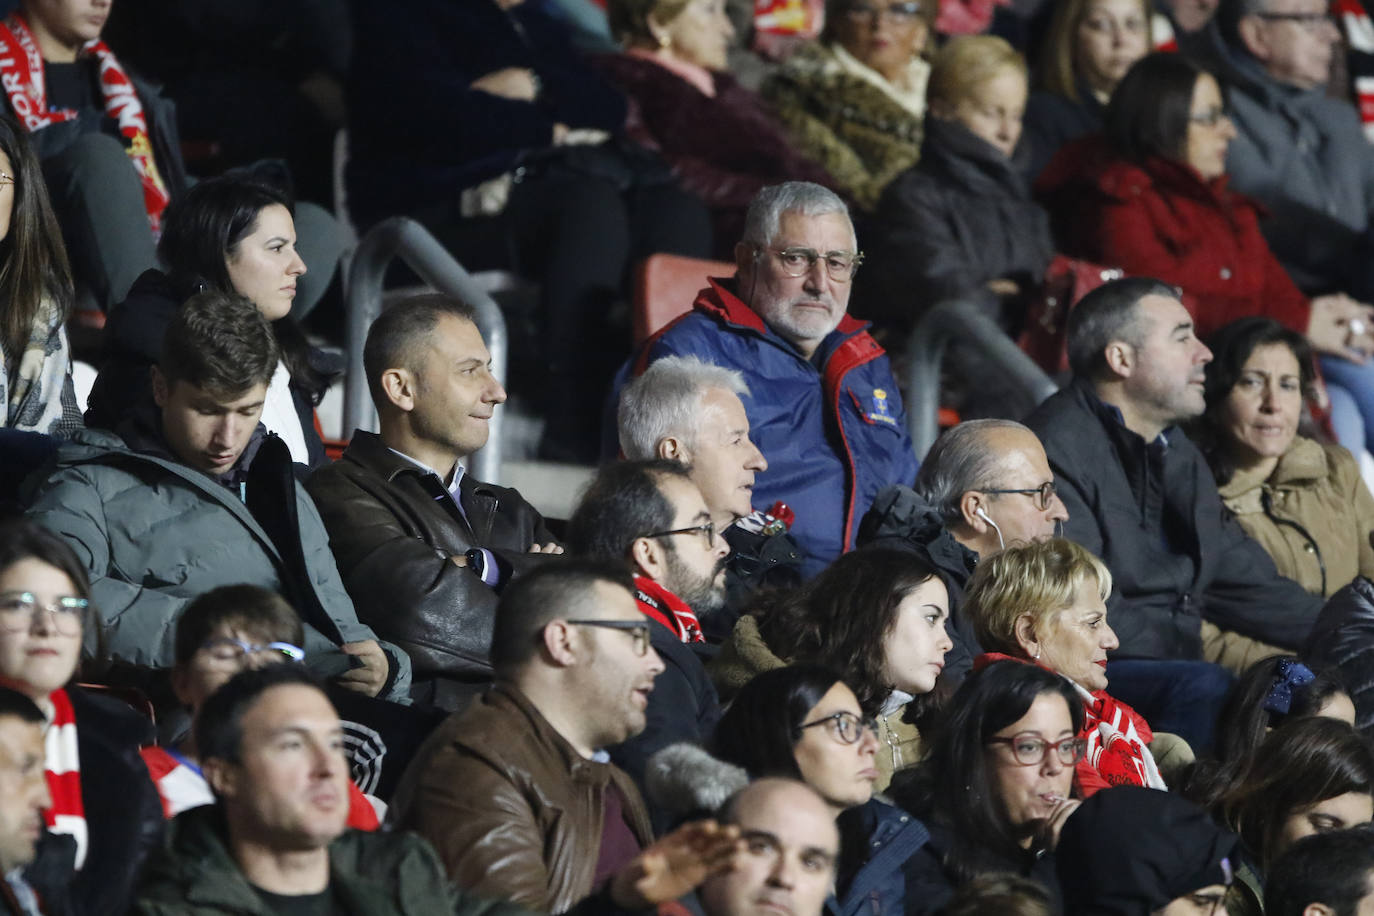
[9, 0, 1374, 913]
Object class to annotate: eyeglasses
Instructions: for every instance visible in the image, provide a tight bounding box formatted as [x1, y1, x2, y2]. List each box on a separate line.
[643, 521, 717, 550]
[844, 1, 923, 22]
[566, 619, 653, 656]
[1255, 10, 1337, 31]
[987, 733, 1087, 766]
[760, 247, 865, 282]
[1188, 105, 1229, 127]
[982, 481, 1057, 511]
[199, 637, 306, 665]
[0, 592, 86, 635]
[0, 172, 15, 187]
[799, 710, 880, 745]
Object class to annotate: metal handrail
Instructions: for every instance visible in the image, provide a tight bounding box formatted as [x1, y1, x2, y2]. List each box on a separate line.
[343, 217, 508, 484]
[905, 298, 1059, 458]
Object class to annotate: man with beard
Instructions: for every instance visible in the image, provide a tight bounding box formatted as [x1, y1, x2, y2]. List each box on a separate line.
[1025, 277, 1322, 748]
[615, 181, 918, 577]
[567, 460, 730, 825]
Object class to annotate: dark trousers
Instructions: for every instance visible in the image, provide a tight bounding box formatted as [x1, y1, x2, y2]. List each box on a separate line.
[1105, 658, 1235, 754]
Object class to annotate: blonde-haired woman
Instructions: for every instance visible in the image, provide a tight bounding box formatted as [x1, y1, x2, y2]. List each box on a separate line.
[963, 537, 1170, 797]
[1021, 0, 1152, 179]
[762, 0, 938, 211]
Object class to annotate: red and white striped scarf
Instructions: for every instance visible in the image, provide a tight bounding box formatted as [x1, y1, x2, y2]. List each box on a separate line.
[0, 12, 170, 234]
[42, 687, 87, 869]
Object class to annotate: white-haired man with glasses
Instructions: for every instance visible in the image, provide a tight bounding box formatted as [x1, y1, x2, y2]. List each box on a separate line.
[616, 180, 919, 578]
[567, 459, 731, 827]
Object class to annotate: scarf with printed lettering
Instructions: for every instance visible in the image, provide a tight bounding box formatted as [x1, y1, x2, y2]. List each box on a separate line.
[42, 687, 87, 870]
[0, 12, 169, 234]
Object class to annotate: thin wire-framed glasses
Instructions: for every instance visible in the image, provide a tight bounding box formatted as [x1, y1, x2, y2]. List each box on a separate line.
[0, 591, 87, 635]
[643, 522, 716, 550]
[987, 733, 1087, 766]
[982, 481, 1057, 511]
[0, 172, 16, 187]
[762, 246, 865, 281]
[799, 710, 879, 745]
[199, 637, 306, 664]
[565, 619, 653, 656]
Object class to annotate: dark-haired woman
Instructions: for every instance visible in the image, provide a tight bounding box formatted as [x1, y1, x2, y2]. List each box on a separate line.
[889, 660, 1083, 913]
[713, 665, 933, 916]
[86, 175, 334, 466]
[1037, 53, 1374, 457]
[712, 545, 951, 789]
[1192, 317, 1374, 600]
[0, 116, 80, 437]
[0, 518, 163, 916]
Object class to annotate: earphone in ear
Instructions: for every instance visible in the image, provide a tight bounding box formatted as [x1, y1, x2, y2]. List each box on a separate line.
[975, 507, 991, 523]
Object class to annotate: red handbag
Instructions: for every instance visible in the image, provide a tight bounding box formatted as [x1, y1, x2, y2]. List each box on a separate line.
[1018, 255, 1124, 374]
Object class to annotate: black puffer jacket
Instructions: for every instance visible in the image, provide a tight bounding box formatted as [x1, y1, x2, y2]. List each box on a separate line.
[858, 118, 1055, 330]
[1305, 576, 1374, 737]
[1026, 379, 1323, 659]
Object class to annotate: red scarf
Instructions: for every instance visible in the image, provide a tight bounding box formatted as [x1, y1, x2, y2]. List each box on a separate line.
[42, 687, 87, 869]
[0, 13, 170, 233]
[634, 576, 704, 643]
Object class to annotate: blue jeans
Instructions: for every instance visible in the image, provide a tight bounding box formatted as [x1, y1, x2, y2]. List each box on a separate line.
[1319, 354, 1374, 455]
[1104, 659, 1234, 754]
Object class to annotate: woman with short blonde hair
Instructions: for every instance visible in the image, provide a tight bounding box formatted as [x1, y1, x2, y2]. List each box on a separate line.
[963, 537, 1167, 796]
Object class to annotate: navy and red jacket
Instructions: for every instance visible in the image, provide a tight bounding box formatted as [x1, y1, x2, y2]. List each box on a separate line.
[625, 278, 919, 576]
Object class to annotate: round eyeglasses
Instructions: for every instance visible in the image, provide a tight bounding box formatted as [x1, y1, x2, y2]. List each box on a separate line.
[761, 246, 864, 282]
[987, 733, 1087, 767]
[982, 481, 1057, 511]
[0, 591, 87, 635]
[800, 710, 879, 745]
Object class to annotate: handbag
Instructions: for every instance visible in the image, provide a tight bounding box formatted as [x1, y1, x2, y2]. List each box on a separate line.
[1018, 254, 1123, 375]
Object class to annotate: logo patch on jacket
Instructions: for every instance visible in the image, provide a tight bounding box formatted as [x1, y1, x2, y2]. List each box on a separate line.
[867, 388, 897, 426]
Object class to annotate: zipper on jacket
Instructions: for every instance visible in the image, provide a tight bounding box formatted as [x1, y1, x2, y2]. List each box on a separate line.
[1261, 489, 1326, 595]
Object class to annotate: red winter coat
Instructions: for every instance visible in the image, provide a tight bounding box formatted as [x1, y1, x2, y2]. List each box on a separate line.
[1036, 136, 1310, 340]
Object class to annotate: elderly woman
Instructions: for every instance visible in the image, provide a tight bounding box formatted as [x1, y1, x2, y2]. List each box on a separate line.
[592, 0, 835, 252]
[712, 546, 952, 790]
[761, 0, 936, 211]
[1020, 0, 1151, 180]
[890, 660, 1083, 913]
[963, 537, 1169, 796]
[859, 35, 1054, 340]
[1194, 317, 1374, 598]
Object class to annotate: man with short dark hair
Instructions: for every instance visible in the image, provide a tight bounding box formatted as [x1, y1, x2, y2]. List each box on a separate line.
[618, 181, 919, 576]
[698, 779, 839, 916]
[1266, 826, 1374, 916]
[1025, 276, 1322, 746]
[566, 461, 728, 810]
[26, 290, 407, 701]
[307, 293, 558, 709]
[0, 688, 49, 916]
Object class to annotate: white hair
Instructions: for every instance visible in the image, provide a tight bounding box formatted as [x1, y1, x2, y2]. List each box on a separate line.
[741, 181, 853, 248]
[618, 356, 751, 460]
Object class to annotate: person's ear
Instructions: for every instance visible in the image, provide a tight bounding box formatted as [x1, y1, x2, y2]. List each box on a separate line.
[1302, 905, 1337, 916]
[151, 366, 170, 408]
[734, 241, 759, 277]
[202, 758, 238, 800]
[1013, 614, 1040, 659]
[656, 436, 688, 463]
[1104, 339, 1135, 378]
[1237, 15, 1270, 62]
[958, 492, 987, 531]
[380, 367, 417, 413]
[630, 536, 668, 581]
[645, 12, 673, 49]
[541, 620, 580, 667]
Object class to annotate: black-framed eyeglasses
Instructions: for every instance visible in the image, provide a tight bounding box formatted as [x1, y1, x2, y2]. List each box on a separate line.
[566, 619, 653, 657]
[761, 246, 865, 282]
[0, 591, 87, 635]
[199, 637, 306, 664]
[1188, 105, 1230, 127]
[643, 521, 717, 550]
[987, 733, 1087, 767]
[1255, 10, 1336, 31]
[982, 481, 1057, 511]
[844, 1, 923, 22]
[799, 710, 879, 745]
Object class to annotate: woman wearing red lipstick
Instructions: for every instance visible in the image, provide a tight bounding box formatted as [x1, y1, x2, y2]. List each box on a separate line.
[963, 537, 1169, 797]
[1193, 318, 1374, 602]
[0, 518, 161, 916]
[890, 661, 1082, 913]
[86, 174, 332, 467]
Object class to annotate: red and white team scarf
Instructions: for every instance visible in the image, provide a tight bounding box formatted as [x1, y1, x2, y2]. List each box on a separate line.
[1335, 0, 1374, 142]
[42, 687, 88, 869]
[634, 576, 704, 644]
[0, 12, 170, 233]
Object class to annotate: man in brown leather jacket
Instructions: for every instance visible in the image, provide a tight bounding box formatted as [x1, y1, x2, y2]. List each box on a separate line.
[390, 561, 668, 913]
[307, 293, 561, 710]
